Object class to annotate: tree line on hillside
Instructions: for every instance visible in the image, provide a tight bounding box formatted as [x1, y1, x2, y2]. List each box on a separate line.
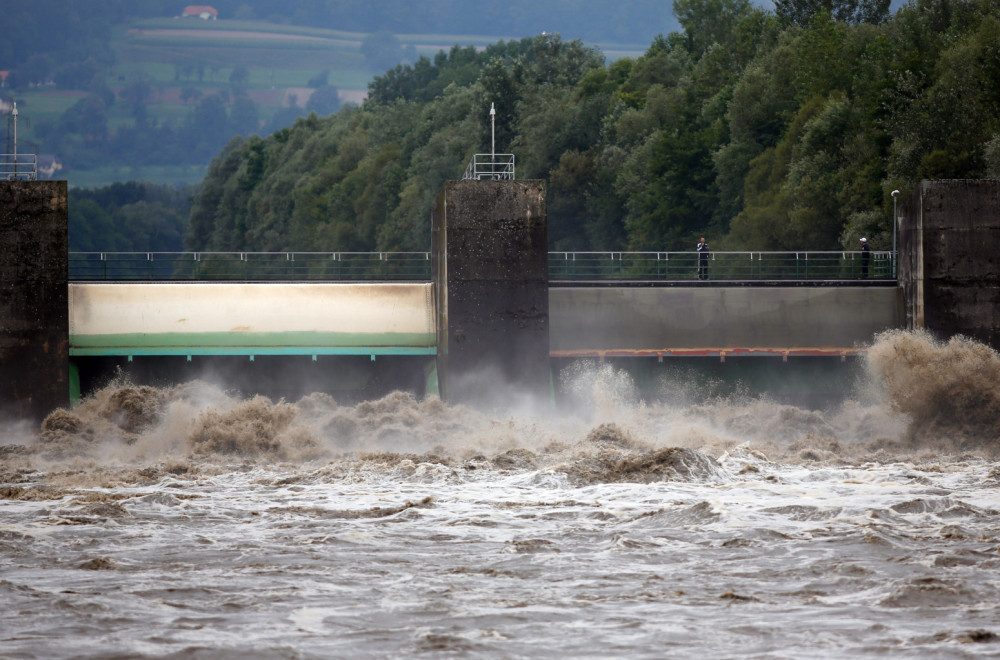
[185, 0, 1000, 256]
[0, 0, 675, 81]
[69, 182, 193, 252]
[215, 0, 677, 43]
[31, 76, 330, 176]
[0, 0, 675, 186]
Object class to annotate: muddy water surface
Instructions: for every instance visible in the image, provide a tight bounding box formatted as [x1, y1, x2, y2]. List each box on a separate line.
[2, 330, 999, 659]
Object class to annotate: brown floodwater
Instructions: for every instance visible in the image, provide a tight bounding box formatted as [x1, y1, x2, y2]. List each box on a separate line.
[1, 330, 999, 659]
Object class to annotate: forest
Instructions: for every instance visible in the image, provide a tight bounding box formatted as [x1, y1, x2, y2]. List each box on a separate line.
[183, 0, 1000, 255]
[6, 0, 997, 253]
[2, 0, 677, 195]
[69, 182, 193, 252]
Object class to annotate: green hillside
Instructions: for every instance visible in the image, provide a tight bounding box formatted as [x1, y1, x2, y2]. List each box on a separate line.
[14, 19, 564, 188]
[183, 0, 1000, 256]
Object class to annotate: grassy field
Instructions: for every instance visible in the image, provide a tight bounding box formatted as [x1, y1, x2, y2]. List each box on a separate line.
[17, 18, 647, 189]
[11, 90, 87, 127]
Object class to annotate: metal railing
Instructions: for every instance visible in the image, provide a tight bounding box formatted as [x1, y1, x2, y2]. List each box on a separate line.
[548, 251, 894, 281]
[1, 154, 37, 180]
[68, 251, 895, 281]
[69, 252, 433, 281]
[463, 153, 515, 180]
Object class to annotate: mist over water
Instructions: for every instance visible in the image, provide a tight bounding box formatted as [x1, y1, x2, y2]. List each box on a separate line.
[2, 330, 999, 658]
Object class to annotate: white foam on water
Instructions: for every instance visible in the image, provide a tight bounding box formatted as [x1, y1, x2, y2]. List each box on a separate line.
[2, 331, 1000, 658]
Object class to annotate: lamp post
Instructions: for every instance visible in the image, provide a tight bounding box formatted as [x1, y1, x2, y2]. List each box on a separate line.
[891, 189, 900, 278]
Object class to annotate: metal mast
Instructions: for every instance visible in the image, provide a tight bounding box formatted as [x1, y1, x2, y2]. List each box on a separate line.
[490, 102, 495, 160]
[11, 102, 17, 179]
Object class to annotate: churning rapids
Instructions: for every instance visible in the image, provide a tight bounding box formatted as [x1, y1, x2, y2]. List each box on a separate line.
[2, 330, 1000, 659]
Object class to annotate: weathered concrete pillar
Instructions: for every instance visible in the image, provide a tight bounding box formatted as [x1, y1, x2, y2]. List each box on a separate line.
[431, 180, 549, 405]
[0, 180, 69, 420]
[898, 179, 1000, 349]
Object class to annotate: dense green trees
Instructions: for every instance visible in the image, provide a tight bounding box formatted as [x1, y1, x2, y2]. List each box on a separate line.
[69, 183, 192, 252]
[24, 0, 996, 255]
[4, 1, 681, 191]
[171, 0, 1000, 254]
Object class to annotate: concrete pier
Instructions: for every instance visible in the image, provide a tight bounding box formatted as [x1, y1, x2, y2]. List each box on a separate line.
[0, 181, 69, 420]
[898, 180, 1000, 349]
[432, 180, 549, 404]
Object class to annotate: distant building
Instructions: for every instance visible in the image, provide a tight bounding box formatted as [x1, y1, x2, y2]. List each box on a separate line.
[182, 5, 218, 20]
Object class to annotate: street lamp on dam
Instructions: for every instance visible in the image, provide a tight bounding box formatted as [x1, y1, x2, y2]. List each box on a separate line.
[891, 189, 900, 278]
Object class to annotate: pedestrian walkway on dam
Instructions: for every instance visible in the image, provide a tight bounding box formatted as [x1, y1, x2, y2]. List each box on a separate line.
[68, 250, 897, 282]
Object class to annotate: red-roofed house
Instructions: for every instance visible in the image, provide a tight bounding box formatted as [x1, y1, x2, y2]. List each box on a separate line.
[182, 6, 218, 20]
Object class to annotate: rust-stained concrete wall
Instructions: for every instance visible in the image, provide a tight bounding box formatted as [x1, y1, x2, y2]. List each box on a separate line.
[69, 282, 435, 353]
[898, 180, 1000, 349]
[432, 180, 549, 404]
[550, 286, 901, 353]
[0, 181, 68, 420]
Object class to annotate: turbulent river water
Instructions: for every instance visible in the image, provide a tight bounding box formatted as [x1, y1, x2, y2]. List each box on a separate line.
[2, 330, 1000, 659]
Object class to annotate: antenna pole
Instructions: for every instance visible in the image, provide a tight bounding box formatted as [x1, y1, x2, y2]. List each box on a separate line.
[12, 102, 17, 179]
[490, 102, 495, 160]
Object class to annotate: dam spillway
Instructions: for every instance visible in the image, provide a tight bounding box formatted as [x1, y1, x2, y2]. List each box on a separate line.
[67, 281, 898, 361]
[63, 279, 901, 406]
[3, 178, 1000, 415]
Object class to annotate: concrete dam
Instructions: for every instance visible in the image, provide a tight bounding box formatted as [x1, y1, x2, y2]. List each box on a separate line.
[2, 178, 998, 418]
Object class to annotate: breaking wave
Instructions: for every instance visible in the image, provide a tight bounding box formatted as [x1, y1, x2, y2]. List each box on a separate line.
[2, 330, 998, 490]
[4, 329, 1000, 659]
[866, 329, 1000, 449]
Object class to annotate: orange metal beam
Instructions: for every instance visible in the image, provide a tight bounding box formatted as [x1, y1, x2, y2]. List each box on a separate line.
[549, 347, 863, 362]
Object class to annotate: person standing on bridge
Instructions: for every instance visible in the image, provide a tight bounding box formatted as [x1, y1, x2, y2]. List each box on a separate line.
[697, 237, 710, 280]
[860, 237, 870, 278]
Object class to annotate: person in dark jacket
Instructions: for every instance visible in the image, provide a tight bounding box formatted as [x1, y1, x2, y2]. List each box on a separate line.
[697, 237, 709, 280]
[860, 237, 870, 278]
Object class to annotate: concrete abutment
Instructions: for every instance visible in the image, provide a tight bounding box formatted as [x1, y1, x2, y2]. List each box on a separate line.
[898, 179, 1000, 350]
[0, 180, 69, 421]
